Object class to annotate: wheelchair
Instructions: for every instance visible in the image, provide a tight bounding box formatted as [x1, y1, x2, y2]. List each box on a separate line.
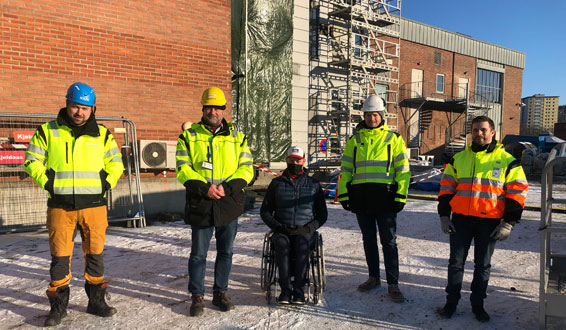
[260, 230, 326, 305]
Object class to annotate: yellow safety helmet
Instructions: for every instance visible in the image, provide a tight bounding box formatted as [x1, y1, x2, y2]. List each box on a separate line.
[201, 87, 226, 108]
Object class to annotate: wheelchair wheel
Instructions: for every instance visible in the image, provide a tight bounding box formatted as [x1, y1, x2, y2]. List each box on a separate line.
[311, 233, 325, 305]
[266, 260, 278, 305]
[260, 234, 271, 290]
[318, 235, 326, 290]
[261, 232, 278, 305]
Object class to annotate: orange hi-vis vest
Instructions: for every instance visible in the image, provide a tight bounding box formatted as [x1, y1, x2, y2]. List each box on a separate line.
[438, 142, 528, 219]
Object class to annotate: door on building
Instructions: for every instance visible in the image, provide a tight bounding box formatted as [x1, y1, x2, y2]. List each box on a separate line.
[411, 69, 423, 98]
[458, 78, 469, 99]
[489, 103, 502, 141]
[409, 69, 424, 146]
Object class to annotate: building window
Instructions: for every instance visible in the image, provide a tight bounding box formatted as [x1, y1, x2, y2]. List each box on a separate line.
[476, 68, 502, 104]
[434, 52, 442, 66]
[436, 74, 444, 93]
[309, 5, 320, 59]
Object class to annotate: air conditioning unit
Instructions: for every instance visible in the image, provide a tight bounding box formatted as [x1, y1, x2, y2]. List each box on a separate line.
[139, 140, 177, 169]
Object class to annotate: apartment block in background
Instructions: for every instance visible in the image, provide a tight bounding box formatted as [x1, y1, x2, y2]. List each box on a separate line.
[520, 94, 560, 135]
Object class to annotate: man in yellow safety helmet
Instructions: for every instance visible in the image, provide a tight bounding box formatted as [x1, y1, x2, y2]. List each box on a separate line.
[338, 95, 411, 303]
[176, 87, 254, 317]
[24, 82, 124, 326]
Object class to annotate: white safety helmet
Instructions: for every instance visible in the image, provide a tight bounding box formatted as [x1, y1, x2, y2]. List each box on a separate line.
[361, 95, 386, 117]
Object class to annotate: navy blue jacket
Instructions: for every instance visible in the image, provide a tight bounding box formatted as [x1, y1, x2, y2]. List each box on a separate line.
[260, 169, 328, 230]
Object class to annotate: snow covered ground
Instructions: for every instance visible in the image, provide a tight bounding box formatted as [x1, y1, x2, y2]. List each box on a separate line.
[1, 186, 565, 329]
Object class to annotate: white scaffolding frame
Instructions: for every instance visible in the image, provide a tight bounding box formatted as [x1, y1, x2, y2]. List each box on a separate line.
[308, 0, 401, 169]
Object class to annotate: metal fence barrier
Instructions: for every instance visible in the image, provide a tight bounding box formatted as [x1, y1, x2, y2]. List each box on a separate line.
[0, 113, 145, 232]
[539, 142, 566, 329]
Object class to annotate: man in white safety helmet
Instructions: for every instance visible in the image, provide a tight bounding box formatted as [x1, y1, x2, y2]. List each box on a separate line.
[338, 94, 411, 303]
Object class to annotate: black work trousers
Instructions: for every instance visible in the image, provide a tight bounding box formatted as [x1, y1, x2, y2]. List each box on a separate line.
[272, 232, 314, 295]
[446, 214, 499, 306]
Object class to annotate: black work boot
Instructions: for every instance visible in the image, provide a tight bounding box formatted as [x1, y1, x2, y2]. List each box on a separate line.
[472, 304, 490, 322]
[291, 288, 306, 305]
[44, 286, 70, 327]
[357, 276, 381, 292]
[85, 282, 117, 317]
[212, 291, 235, 311]
[437, 302, 457, 319]
[190, 295, 205, 317]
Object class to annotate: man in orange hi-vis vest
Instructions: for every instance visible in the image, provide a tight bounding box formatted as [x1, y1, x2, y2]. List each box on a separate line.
[436, 116, 528, 323]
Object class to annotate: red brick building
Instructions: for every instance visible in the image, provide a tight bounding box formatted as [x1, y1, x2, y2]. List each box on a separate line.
[0, 1, 233, 224]
[396, 19, 525, 161]
[0, 0, 232, 140]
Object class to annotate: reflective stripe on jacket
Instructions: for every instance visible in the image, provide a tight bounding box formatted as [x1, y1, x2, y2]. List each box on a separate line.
[438, 141, 528, 219]
[24, 110, 124, 210]
[176, 119, 254, 226]
[338, 122, 411, 212]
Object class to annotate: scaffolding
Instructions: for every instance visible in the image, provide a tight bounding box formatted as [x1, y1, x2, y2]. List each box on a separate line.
[308, 0, 401, 169]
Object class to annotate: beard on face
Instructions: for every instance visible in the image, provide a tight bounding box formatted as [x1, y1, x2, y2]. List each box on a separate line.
[473, 136, 490, 145]
[73, 117, 86, 125]
[68, 111, 88, 126]
[202, 114, 221, 127]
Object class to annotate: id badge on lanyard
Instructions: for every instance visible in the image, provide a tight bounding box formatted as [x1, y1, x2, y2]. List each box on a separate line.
[202, 146, 213, 170]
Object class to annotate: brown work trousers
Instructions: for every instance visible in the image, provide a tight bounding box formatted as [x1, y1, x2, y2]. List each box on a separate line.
[46, 206, 108, 292]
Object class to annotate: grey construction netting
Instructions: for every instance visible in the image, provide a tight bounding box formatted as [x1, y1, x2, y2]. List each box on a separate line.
[232, 0, 293, 163]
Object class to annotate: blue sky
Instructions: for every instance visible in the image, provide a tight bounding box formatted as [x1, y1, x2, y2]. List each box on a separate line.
[402, 0, 566, 103]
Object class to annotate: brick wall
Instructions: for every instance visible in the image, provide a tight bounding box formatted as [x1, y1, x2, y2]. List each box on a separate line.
[398, 41, 465, 155]
[501, 65, 523, 138]
[398, 39, 524, 158]
[0, 0, 232, 142]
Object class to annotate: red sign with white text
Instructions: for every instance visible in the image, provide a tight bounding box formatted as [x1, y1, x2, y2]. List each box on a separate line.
[13, 130, 35, 143]
[0, 151, 25, 164]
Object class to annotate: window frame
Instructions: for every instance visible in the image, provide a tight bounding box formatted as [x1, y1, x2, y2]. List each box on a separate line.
[436, 74, 445, 93]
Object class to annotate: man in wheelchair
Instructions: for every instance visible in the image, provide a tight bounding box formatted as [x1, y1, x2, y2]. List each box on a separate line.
[260, 146, 328, 305]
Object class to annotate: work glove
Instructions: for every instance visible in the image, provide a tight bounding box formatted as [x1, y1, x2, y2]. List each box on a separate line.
[296, 225, 311, 234]
[281, 224, 299, 236]
[272, 221, 285, 234]
[391, 201, 405, 213]
[306, 220, 319, 233]
[43, 169, 55, 197]
[340, 201, 351, 211]
[440, 216, 456, 234]
[490, 221, 513, 241]
[99, 170, 111, 193]
[297, 221, 319, 234]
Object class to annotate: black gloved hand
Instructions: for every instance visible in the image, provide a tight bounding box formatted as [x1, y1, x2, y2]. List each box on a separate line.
[296, 225, 311, 234]
[102, 180, 111, 192]
[392, 201, 405, 213]
[340, 201, 351, 211]
[99, 170, 111, 194]
[306, 220, 319, 233]
[282, 225, 299, 236]
[44, 169, 55, 196]
[271, 221, 285, 234]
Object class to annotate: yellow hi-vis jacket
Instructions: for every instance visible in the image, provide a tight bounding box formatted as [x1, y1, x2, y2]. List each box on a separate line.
[338, 122, 411, 213]
[176, 119, 254, 227]
[438, 141, 528, 220]
[24, 110, 124, 210]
